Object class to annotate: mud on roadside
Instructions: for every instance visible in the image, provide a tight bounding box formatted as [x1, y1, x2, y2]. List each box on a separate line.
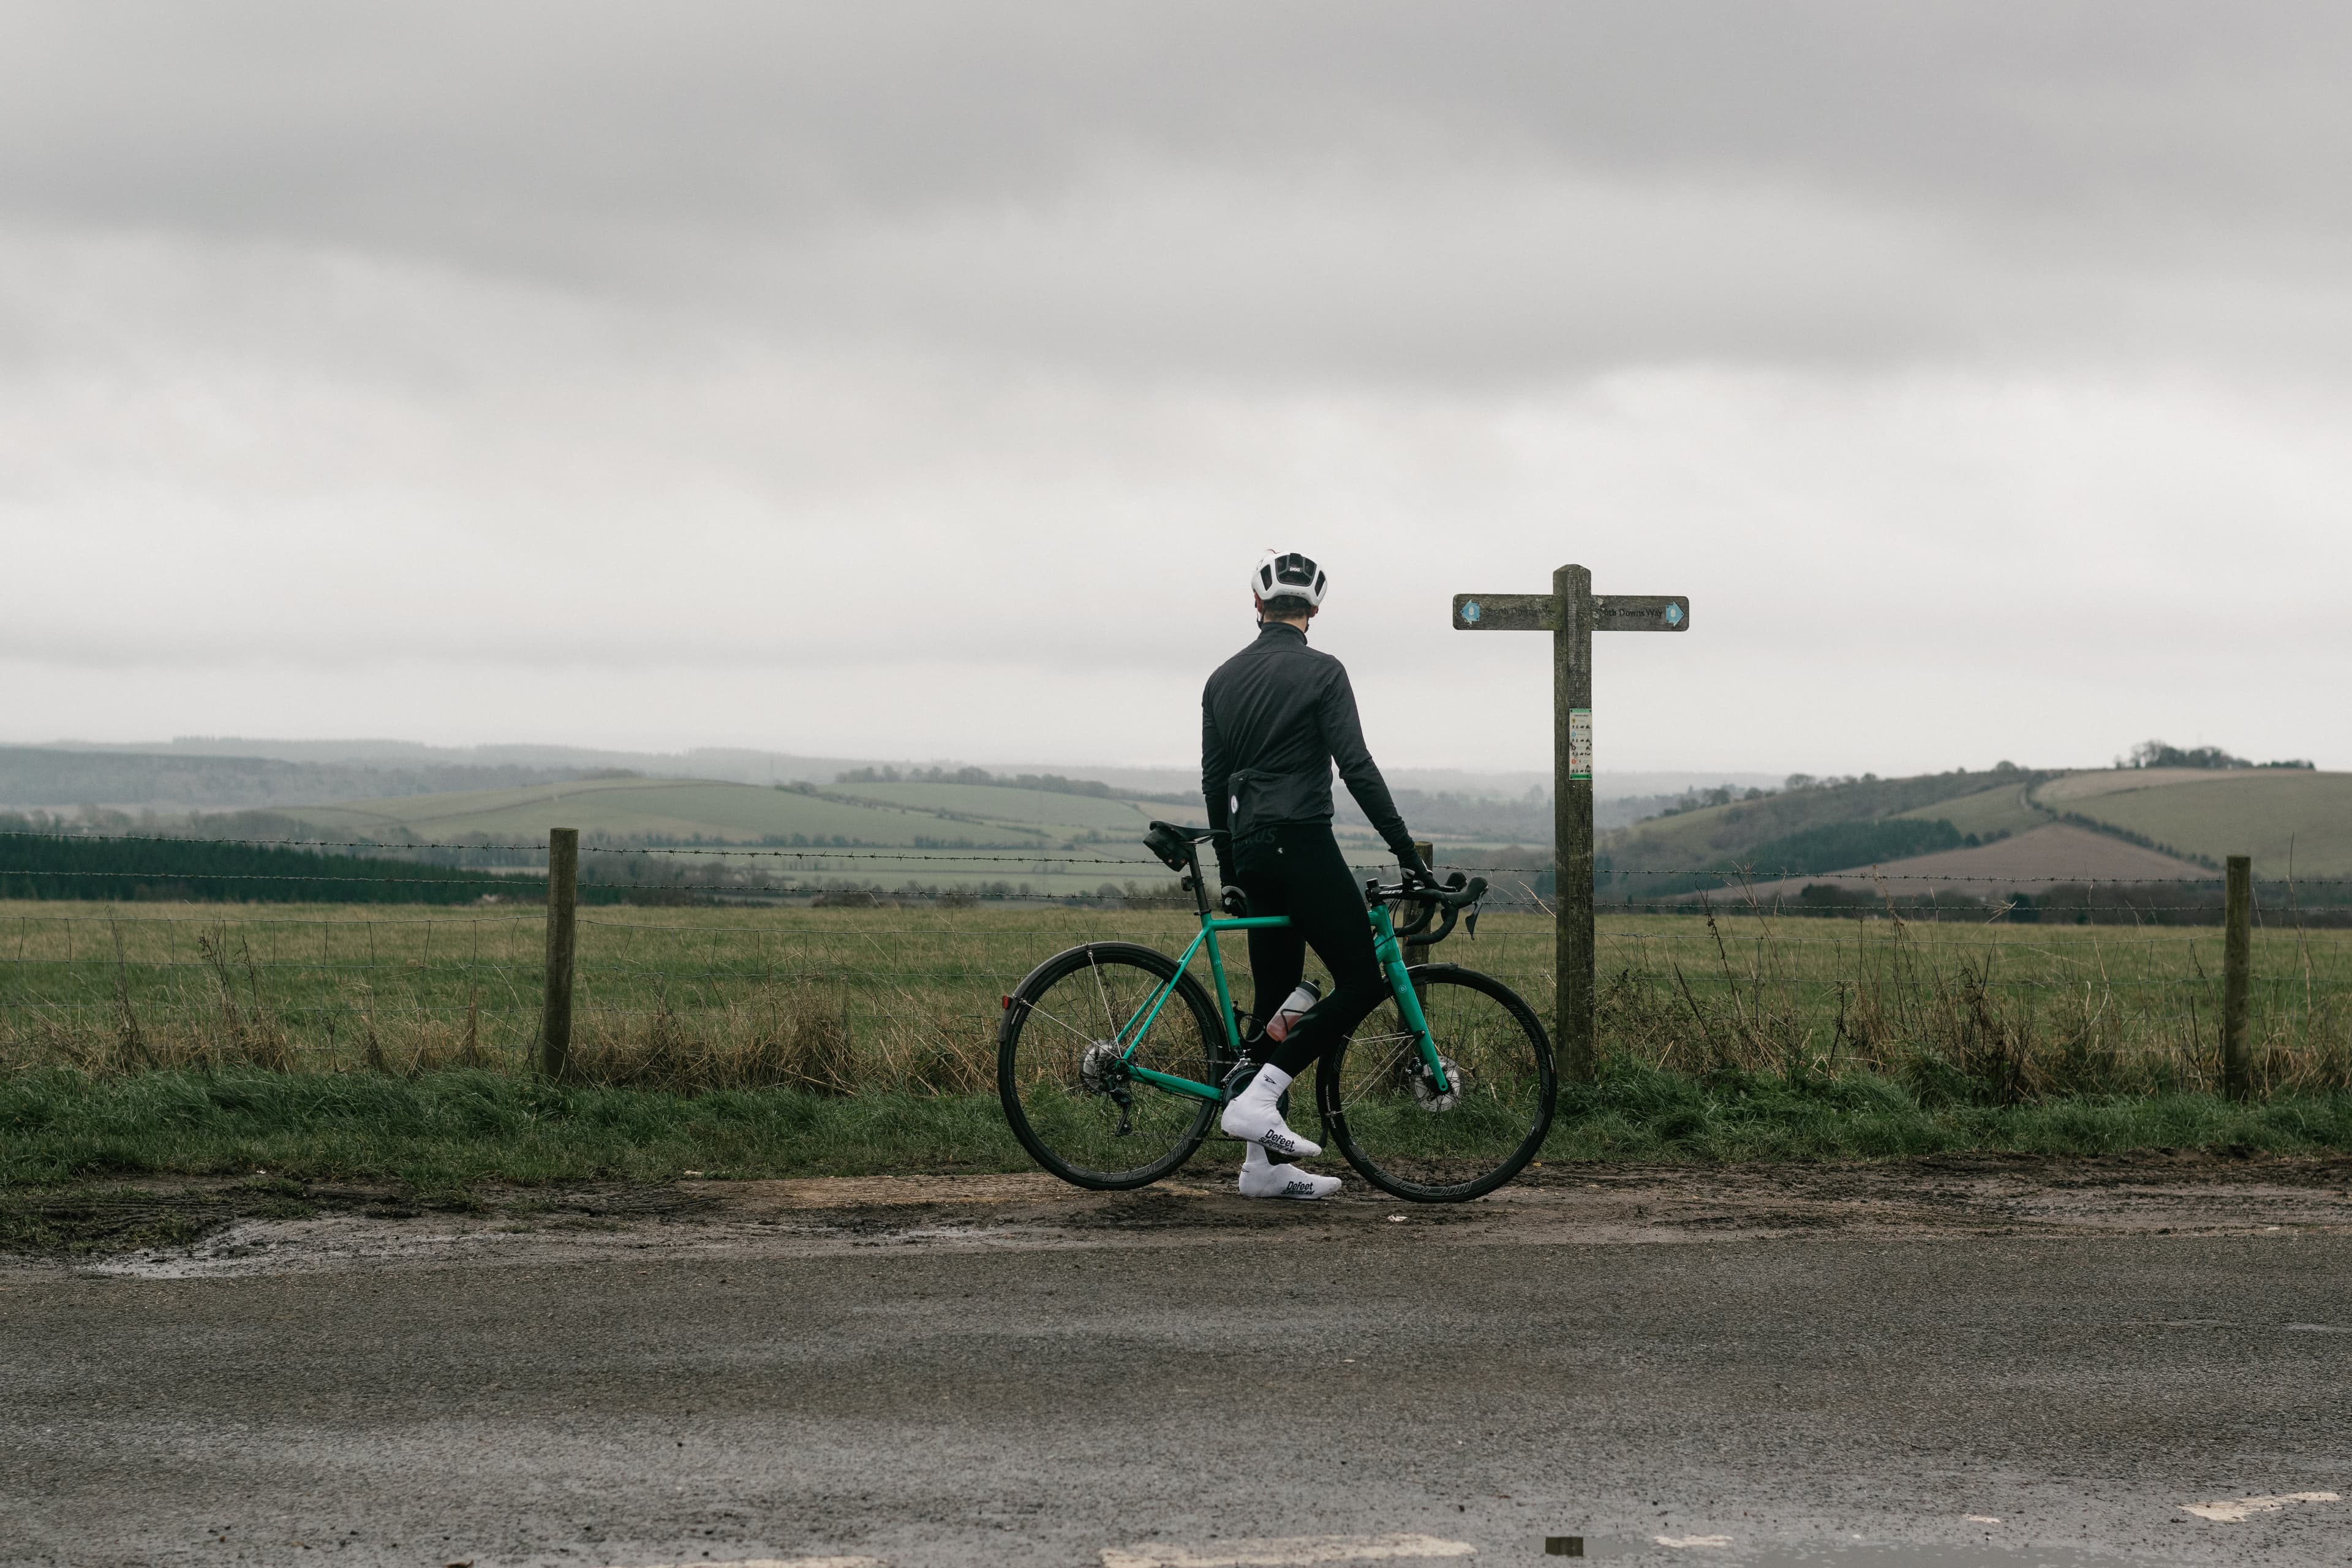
[6, 1148, 2351, 1277]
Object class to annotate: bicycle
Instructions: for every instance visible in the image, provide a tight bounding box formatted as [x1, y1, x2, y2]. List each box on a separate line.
[997, 821, 1556, 1203]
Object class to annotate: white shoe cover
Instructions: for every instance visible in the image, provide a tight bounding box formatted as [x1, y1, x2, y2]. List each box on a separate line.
[1218, 1061, 1322, 1160]
[1238, 1144, 1341, 1200]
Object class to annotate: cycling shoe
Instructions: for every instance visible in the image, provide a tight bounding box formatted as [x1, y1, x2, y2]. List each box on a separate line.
[1239, 1144, 1341, 1200]
[1219, 1062, 1322, 1160]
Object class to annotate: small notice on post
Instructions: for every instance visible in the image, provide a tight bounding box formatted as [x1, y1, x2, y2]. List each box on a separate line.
[1569, 708, 1592, 779]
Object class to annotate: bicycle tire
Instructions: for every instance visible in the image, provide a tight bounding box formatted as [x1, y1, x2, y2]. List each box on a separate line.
[998, 941, 1234, 1191]
[1317, 963, 1555, 1203]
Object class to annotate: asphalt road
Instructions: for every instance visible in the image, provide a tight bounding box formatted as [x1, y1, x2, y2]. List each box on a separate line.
[4, 1172, 2350, 1568]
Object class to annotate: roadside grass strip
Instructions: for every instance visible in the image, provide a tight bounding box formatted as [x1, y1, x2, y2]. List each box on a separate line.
[4, 1063, 2352, 1199]
[1102, 1537, 1477, 1568]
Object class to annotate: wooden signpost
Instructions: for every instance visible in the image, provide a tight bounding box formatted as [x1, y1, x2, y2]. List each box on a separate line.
[1452, 564, 1690, 1079]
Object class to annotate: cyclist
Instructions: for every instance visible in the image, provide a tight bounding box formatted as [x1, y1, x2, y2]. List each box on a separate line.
[1204, 549, 1431, 1200]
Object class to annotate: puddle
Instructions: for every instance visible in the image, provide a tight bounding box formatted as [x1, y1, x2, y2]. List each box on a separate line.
[1543, 1539, 2136, 1566]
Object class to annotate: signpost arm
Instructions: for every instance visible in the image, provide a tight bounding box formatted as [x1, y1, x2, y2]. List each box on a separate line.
[1554, 564, 1596, 1081]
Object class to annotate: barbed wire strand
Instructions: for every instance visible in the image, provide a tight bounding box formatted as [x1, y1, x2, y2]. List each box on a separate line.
[7, 828, 2350, 886]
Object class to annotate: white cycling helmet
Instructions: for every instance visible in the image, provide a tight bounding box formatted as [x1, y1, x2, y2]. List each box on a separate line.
[1251, 549, 1329, 608]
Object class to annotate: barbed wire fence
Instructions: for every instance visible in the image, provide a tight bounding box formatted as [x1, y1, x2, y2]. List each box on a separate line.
[2, 828, 2348, 1099]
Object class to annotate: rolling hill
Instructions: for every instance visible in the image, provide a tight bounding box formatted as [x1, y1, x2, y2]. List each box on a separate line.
[1725, 825, 2211, 903]
[1597, 767, 2044, 883]
[0, 744, 594, 810]
[234, 775, 1166, 853]
[2029, 769, 2352, 878]
[1599, 764, 2352, 897]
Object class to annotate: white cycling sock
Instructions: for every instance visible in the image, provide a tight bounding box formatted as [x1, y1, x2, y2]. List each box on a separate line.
[1218, 1061, 1322, 1160]
[1238, 1142, 1342, 1200]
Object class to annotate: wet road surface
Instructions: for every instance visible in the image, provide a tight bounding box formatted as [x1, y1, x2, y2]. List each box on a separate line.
[4, 1160, 2348, 1567]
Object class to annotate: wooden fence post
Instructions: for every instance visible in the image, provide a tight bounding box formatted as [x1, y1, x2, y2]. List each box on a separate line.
[541, 827, 579, 1080]
[2222, 853, 2252, 1101]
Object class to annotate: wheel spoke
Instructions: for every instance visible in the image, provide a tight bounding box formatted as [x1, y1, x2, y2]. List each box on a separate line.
[1086, 949, 1118, 1039]
[1336, 1030, 1417, 1107]
[1015, 995, 1104, 1049]
[1001, 946, 1226, 1189]
[1325, 971, 1553, 1203]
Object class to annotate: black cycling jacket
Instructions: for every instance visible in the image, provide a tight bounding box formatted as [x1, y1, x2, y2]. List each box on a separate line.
[1200, 621, 1417, 877]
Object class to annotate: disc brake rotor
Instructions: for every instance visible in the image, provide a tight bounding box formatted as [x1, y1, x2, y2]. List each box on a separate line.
[1077, 1041, 1125, 1096]
[1409, 1054, 1468, 1113]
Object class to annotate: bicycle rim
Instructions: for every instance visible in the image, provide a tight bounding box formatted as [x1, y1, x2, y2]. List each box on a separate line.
[1319, 965, 1555, 1202]
[998, 942, 1230, 1190]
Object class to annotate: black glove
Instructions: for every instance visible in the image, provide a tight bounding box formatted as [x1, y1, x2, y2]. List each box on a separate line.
[1219, 884, 1251, 918]
[1396, 845, 1432, 886]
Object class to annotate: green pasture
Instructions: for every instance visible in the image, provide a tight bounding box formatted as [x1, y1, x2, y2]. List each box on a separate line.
[4, 896, 2351, 1202]
[4, 899, 2347, 1095]
[4, 1066, 2349, 1206]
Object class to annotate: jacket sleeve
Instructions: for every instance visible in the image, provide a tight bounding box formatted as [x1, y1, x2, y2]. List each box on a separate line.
[1317, 663, 1417, 861]
[1201, 685, 1236, 880]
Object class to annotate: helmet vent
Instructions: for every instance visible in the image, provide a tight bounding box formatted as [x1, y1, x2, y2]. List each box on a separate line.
[1248, 549, 1330, 608]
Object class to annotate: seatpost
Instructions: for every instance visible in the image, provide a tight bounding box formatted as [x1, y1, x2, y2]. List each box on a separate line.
[1185, 844, 1213, 917]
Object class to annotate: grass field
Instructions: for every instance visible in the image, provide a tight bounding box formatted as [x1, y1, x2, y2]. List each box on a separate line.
[6, 1068, 2348, 1204]
[5, 895, 2349, 1196]
[5, 897, 2346, 1093]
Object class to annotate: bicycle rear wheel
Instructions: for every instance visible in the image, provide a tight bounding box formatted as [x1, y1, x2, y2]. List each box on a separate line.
[998, 942, 1232, 1191]
[1317, 964, 1555, 1202]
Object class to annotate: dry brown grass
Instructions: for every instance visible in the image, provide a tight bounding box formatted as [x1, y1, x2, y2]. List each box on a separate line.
[1593, 900, 2352, 1101]
[4, 899, 2349, 1103]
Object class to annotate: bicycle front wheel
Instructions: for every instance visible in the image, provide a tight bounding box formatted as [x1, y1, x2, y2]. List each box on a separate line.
[998, 942, 1233, 1191]
[1317, 964, 1555, 1202]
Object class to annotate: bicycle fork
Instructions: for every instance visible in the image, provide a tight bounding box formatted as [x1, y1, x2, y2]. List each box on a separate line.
[1368, 903, 1451, 1095]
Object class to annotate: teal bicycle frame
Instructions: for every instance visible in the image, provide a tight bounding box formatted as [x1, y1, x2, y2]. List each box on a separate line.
[1111, 899, 1451, 1102]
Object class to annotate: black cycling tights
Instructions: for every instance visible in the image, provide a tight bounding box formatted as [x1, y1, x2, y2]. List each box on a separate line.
[1233, 823, 1387, 1078]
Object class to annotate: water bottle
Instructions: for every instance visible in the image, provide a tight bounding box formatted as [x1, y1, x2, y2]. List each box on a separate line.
[1261, 979, 1322, 1043]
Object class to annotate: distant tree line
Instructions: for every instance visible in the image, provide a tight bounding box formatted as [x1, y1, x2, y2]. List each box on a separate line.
[2120, 740, 2314, 771]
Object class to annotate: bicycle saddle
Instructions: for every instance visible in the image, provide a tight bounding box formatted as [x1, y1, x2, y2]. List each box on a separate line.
[1143, 820, 1223, 873]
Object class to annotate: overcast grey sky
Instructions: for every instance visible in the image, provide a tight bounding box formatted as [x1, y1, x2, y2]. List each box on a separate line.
[4, 2, 2348, 775]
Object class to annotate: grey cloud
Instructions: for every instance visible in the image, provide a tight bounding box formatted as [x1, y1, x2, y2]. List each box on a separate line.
[4, 2, 2349, 401]
[4, 3, 2350, 769]
[6, 3, 2348, 286]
